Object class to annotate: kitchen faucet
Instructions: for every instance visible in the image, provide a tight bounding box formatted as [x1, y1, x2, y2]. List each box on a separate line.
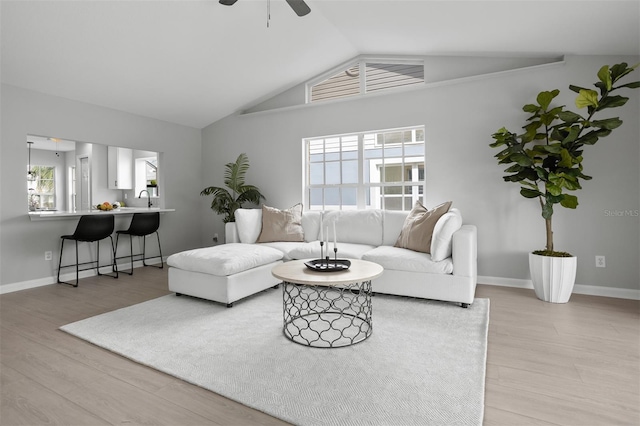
[138, 190, 152, 208]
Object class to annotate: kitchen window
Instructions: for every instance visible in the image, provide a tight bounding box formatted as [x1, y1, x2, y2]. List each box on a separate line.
[28, 165, 56, 210]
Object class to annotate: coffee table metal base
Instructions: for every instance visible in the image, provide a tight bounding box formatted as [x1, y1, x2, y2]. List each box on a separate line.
[281, 280, 373, 348]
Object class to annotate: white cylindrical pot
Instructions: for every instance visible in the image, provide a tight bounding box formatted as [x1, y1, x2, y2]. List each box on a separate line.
[225, 222, 236, 244]
[529, 253, 577, 303]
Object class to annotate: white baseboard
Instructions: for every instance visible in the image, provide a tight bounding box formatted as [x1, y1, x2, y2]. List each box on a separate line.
[478, 276, 533, 290]
[478, 275, 640, 300]
[0, 258, 164, 295]
[2, 268, 637, 300]
[570, 283, 640, 300]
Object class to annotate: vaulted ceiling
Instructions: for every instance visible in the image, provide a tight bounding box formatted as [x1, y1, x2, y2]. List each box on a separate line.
[2, 1, 639, 129]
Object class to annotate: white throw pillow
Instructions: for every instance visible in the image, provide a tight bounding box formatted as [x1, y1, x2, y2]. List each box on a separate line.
[382, 210, 410, 246]
[302, 210, 322, 242]
[235, 208, 262, 244]
[430, 208, 463, 262]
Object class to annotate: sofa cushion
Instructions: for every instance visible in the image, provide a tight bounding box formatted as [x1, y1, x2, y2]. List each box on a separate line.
[383, 210, 409, 246]
[430, 208, 463, 262]
[280, 241, 320, 260]
[287, 241, 376, 260]
[235, 208, 262, 244]
[323, 210, 383, 246]
[258, 242, 309, 261]
[302, 210, 322, 242]
[257, 204, 304, 243]
[394, 201, 452, 253]
[331, 243, 377, 260]
[167, 243, 283, 277]
[362, 246, 453, 274]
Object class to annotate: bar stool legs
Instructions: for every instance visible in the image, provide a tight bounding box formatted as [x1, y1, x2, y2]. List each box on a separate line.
[115, 212, 163, 275]
[143, 232, 164, 268]
[57, 238, 80, 287]
[57, 215, 119, 287]
[115, 232, 163, 275]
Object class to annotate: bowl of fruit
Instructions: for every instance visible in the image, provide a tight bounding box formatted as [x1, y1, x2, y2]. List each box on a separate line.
[95, 202, 118, 211]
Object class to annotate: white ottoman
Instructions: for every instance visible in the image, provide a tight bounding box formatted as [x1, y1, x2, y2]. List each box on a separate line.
[167, 243, 284, 307]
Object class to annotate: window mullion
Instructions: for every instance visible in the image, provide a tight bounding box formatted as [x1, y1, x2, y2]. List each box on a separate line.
[339, 138, 343, 209]
[323, 139, 327, 209]
[357, 133, 365, 209]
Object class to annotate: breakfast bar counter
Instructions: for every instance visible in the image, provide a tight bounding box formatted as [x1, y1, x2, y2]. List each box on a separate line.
[28, 207, 176, 221]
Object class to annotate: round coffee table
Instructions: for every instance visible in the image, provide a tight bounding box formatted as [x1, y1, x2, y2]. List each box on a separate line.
[271, 259, 384, 348]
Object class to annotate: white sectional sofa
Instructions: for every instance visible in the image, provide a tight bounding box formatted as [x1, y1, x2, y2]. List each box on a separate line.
[225, 207, 478, 307]
[168, 206, 477, 308]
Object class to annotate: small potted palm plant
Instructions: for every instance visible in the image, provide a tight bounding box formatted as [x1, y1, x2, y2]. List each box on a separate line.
[201, 153, 265, 238]
[490, 62, 638, 303]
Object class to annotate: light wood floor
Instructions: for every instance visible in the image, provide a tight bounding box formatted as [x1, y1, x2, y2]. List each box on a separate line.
[1, 267, 638, 425]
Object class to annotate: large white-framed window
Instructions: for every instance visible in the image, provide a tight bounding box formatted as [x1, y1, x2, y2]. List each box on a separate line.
[304, 126, 425, 211]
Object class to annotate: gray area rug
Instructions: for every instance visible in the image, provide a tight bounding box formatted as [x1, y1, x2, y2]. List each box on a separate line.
[61, 289, 489, 425]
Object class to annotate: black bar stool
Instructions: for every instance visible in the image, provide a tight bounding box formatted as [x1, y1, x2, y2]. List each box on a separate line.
[57, 214, 119, 287]
[115, 212, 164, 275]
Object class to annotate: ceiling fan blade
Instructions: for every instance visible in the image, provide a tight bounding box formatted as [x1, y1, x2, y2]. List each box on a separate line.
[219, 0, 238, 5]
[285, 0, 311, 16]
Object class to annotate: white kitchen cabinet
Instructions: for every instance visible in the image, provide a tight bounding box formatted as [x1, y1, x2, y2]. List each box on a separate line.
[107, 146, 133, 189]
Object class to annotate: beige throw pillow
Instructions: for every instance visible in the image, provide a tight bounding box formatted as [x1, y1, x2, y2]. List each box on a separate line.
[394, 201, 452, 253]
[257, 204, 305, 243]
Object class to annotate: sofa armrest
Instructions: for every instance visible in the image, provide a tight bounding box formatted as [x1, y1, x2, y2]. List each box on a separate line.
[225, 222, 240, 244]
[451, 225, 477, 279]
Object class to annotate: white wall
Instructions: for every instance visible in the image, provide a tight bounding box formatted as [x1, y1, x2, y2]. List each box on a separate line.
[202, 55, 640, 292]
[245, 55, 563, 114]
[0, 84, 204, 287]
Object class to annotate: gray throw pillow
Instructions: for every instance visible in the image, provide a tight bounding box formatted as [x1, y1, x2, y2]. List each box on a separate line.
[257, 204, 305, 243]
[394, 201, 452, 254]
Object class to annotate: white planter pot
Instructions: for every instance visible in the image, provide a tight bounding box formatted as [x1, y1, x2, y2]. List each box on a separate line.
[529, 253, 577, 303]
[225, 222, 236, 244]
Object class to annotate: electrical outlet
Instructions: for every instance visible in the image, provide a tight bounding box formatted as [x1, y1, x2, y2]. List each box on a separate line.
[595, 255, 606, 268]
[45, 251, 53, 261]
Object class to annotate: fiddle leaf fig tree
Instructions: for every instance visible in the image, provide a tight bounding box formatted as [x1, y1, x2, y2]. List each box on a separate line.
[201, 153, 265, 223]
[490, 62, 639, 256]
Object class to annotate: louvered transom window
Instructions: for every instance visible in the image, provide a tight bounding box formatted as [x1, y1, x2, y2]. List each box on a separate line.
[309, 59, 424, 103]
[311, 64, 360, 102]
[365, 63, 424, 93]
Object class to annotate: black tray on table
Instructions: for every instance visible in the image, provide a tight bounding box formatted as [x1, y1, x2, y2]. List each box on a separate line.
[304, 259, 351, 272]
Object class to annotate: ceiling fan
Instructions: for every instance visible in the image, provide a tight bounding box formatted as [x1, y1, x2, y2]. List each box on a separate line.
[219, 0, 311, 17]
